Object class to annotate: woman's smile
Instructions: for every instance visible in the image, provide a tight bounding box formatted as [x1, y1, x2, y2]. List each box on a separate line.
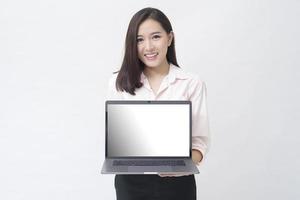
[144, 52, 159, 60]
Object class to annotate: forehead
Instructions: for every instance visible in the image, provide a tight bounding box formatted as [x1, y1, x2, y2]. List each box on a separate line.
[137, 19, 165, 35]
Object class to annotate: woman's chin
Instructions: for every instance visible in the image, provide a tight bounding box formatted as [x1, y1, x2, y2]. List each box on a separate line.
[143, 61, 161, 68]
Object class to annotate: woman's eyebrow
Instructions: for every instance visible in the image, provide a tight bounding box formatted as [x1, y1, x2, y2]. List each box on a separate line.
[150, 31, 162, 35]
[137, 31, 162, 37]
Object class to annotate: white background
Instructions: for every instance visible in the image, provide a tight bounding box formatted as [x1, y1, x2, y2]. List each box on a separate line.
[1, 0, 299, 199]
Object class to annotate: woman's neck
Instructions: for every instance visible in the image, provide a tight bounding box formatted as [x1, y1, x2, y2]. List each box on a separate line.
[144, 61, 170, 80]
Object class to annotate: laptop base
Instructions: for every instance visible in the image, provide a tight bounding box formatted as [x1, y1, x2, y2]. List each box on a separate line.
[101, 158, 199, 174]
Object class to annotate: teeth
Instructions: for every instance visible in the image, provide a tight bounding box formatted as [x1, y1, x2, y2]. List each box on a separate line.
[145, 53, 158, 57]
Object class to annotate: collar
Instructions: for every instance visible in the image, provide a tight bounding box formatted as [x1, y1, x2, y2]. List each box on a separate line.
[140, 63, 189, 84]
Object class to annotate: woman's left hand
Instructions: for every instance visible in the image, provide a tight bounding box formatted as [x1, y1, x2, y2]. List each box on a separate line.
[158, 150, 203, 177]
[158, 172, 191, 177]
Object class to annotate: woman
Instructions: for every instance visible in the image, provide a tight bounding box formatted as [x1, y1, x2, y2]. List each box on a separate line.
[107, 7, 210, 200]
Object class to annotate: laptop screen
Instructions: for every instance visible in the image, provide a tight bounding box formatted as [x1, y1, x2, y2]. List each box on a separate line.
[106, 101, 190, 158]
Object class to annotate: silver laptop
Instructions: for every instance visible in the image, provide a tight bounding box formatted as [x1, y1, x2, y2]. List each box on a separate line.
[101, 100, 199, 174]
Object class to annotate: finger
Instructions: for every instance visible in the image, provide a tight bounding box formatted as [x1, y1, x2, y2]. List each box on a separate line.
[159, 173, 191, 177]
[158, 174, 173, 177]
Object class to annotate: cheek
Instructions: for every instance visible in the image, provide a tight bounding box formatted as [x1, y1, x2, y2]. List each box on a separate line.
[137, 46, 143, 57]
[158, 42, 169, 55]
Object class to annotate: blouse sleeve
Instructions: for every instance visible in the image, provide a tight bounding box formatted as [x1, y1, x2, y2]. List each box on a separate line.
[188, 77, 210, 161]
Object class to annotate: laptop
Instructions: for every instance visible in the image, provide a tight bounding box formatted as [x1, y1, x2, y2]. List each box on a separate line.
[101, 100, 199, 174]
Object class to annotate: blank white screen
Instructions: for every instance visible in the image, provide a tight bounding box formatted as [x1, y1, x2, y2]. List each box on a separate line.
[107, 104, 190, 157]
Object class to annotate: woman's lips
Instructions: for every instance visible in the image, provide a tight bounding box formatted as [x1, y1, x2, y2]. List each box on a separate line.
[144, 53, 158, 60]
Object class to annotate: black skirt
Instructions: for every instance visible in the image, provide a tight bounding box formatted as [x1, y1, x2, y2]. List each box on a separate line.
[115, 174, 196, 200]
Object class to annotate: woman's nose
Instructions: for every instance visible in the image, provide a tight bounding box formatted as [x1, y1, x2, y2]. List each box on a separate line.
[145, 40, 154, 50]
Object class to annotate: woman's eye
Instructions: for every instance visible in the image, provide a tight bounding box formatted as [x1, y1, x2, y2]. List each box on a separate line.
[153, 35, 161, 39]
[137, 38, 143, 43]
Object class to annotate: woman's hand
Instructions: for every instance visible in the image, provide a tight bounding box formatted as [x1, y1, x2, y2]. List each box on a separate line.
[158, 150, 203, 177]
[158, 172, 191, 177]
[191, 149, 203, 164]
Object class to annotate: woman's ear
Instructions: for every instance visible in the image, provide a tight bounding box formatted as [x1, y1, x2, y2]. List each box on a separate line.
[168, 31, 174, 47]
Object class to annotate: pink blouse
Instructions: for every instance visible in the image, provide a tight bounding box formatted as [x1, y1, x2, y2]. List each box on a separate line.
[106, 63, 210, 160]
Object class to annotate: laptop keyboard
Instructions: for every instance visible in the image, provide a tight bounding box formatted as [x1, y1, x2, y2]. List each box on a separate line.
[113, 160, 186, 166]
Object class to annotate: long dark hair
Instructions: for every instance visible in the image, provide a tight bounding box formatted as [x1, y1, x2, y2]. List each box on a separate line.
[115, 7, 179, 95]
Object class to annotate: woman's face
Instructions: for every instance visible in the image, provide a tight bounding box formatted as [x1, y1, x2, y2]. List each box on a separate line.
[137, 19, 173, 69]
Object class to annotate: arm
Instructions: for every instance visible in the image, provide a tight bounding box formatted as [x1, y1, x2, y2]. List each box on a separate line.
[159, 79, 210, 177]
